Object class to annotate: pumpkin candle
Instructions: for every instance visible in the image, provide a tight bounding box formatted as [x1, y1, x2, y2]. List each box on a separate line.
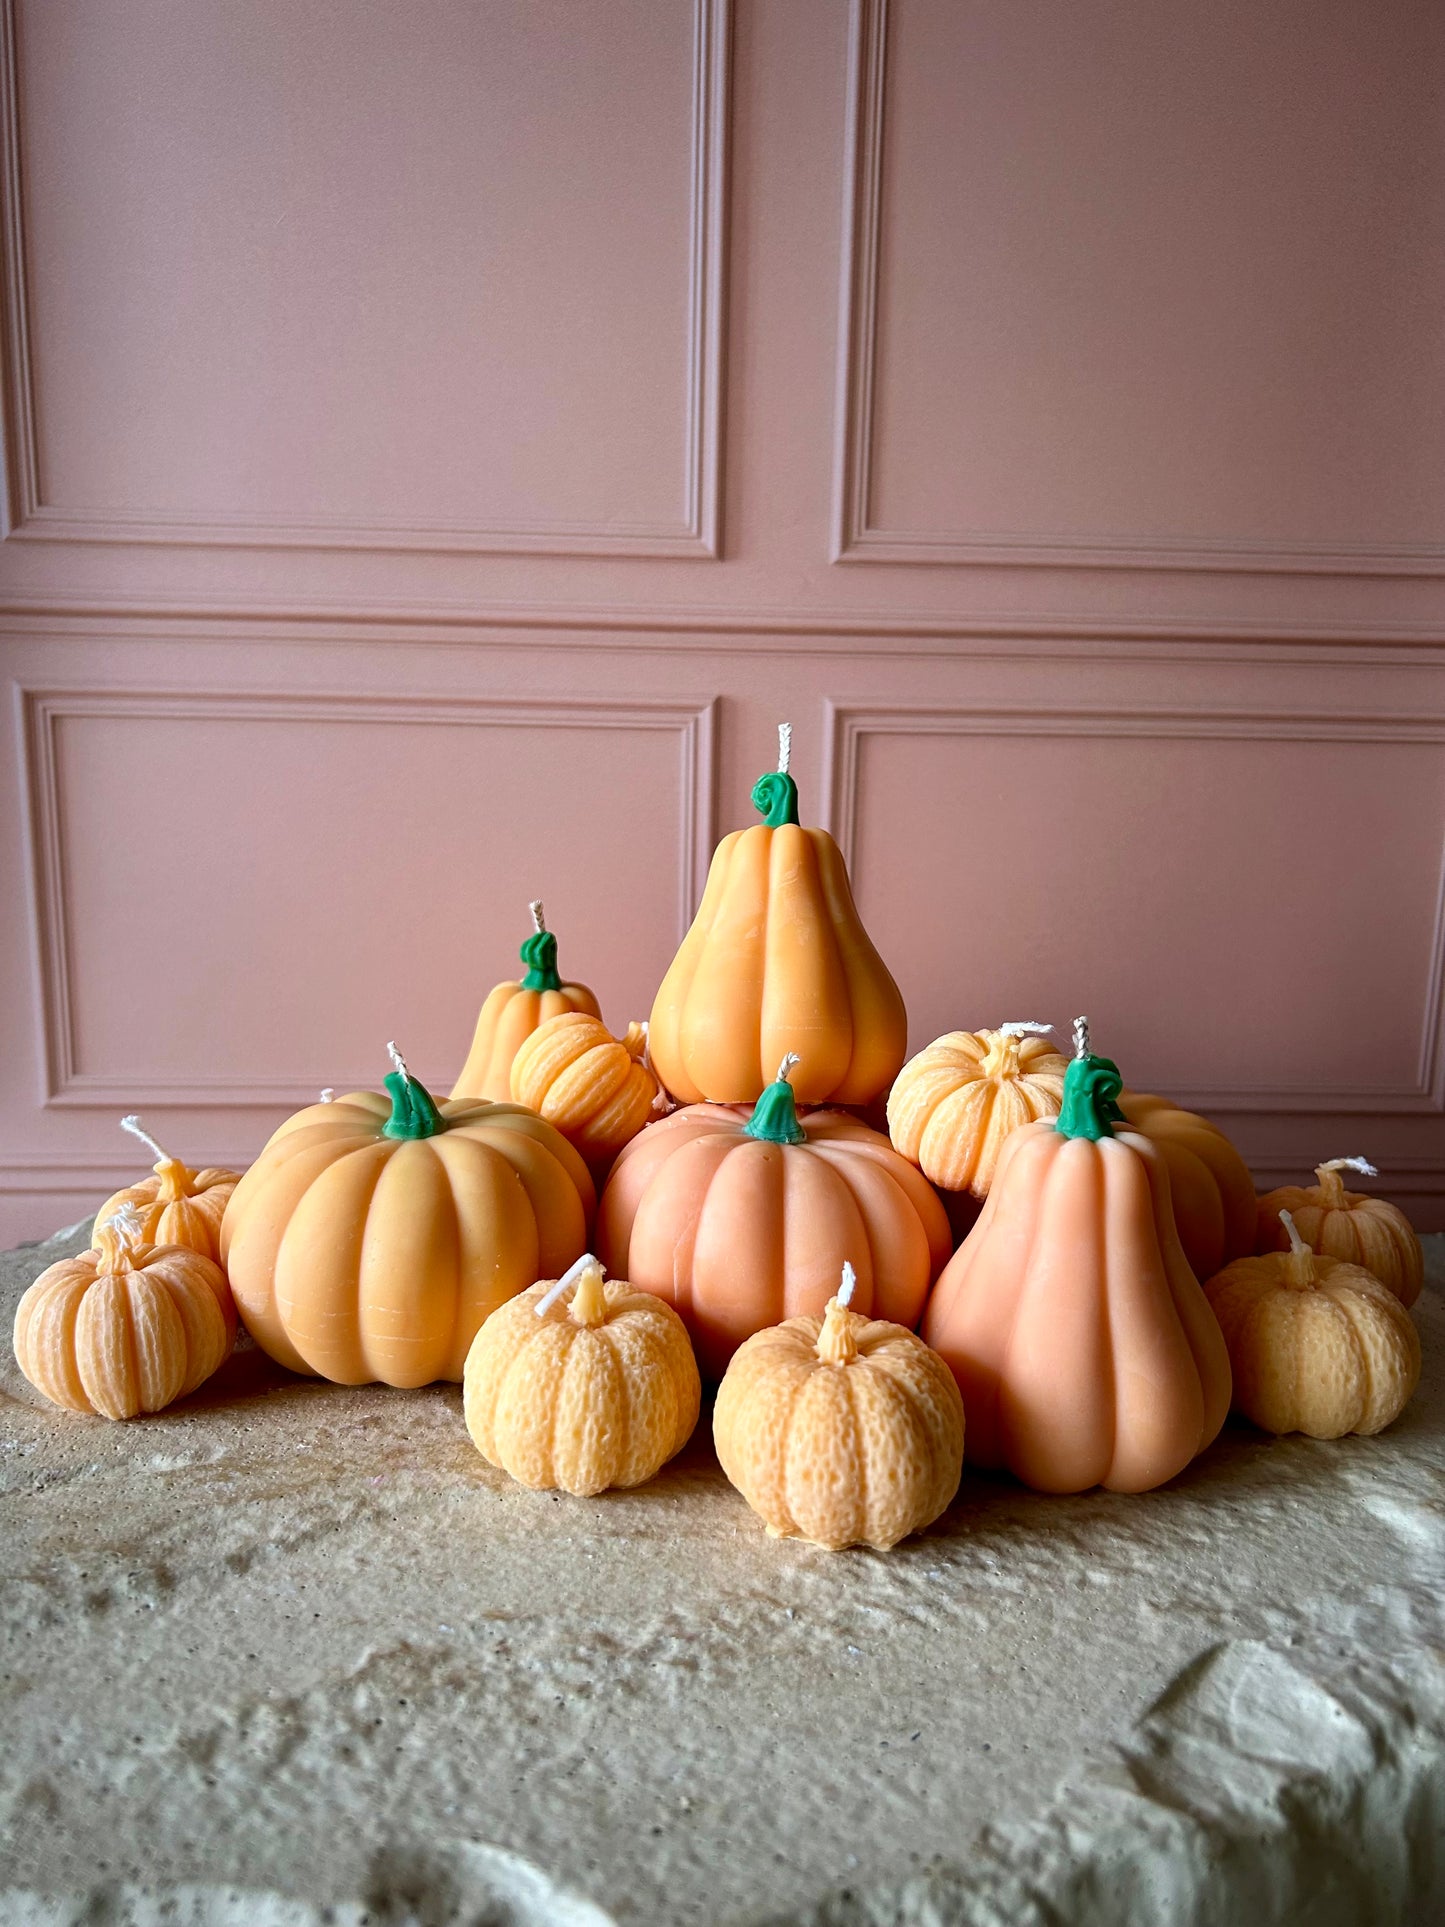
[452, 900, 601, 1103]
[462, 1252, 701, 1495]
[714, 1260, 965, 1550]
[93, 1115, 241, 1264]
[1255, 1158, 1422, 1308]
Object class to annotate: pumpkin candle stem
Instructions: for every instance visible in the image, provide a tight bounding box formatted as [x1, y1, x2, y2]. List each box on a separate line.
[1279, 1209, 1319, 1290]
[382, 1042, 447, 1141]
[536, 1252, 608, 1323]
[94, 1201, 146, 1274]
[744, 1053, 807, 1146]
[1315, 1156, 1379, 1207]
[818, 1261, 862, 1367]
[1056, 1019, 1126, 1142]
[120, 1113, 193, 1201]
[519, 899, 564, 992]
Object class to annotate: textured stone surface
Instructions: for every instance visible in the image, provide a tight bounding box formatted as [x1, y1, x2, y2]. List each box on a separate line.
[2, 1222, 1442, 1925]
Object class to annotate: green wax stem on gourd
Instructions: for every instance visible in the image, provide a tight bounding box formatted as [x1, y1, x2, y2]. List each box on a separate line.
[382, 1068, 447, 1140]
[1055, 1054, 1126, 1142]
[750, 769, 800, 829]
[743, 1068, 807, 1145]
[519, 929, 562, 993]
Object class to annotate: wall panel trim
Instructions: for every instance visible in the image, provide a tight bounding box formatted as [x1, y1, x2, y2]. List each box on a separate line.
[822, 697, 1445, 1115]
[0, 0, 730, 558]
[831, 0, 1445, 579]
[17, 685, 717, 1107]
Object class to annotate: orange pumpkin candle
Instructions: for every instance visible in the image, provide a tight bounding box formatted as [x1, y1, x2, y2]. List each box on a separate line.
[923, 1018, 1231, 1495]
[648, 724, 907, 1108]
[93, 1115, 240, 1264]
[1255, 1158, 1422, 1308]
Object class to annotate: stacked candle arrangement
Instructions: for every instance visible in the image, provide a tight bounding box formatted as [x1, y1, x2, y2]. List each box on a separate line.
[12, 728, 1427, 1551]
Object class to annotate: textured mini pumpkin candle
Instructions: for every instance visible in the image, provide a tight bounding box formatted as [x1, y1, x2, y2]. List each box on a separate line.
[1205, 1211, 1420, 1439]
[713, 1262, 964, 1551]
[463, 1255, 700, 1495]
[93, 1115, 240, 1264]
[1255, 1158, 1422, 1308]
[451, 900, 601, 1103]
[13, 1207, 236, 1420]
[887, 1022, 1068, 1198]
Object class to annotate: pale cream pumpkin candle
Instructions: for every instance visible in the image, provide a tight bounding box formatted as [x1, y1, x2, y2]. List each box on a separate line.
[1205, 1211, 1420, 1439]
[649, 724, 907, 1108]
[510, 1011, 661, 1167]
[1255, 1158, 1422, 1308]
[13, 1203, 236, 1420]
[463, 1253, 700, 1495]
[93, 1115, 241, 1264]
[452, 900, 601, 1103]
[713, 1261, 965, 1551]
[887, 1021, 1068, 1197]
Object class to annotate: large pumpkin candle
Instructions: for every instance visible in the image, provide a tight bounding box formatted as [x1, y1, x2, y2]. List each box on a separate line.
[1255, 1158, 1422, 1308]
[648, 724, 907, 1108]
[452, 900, 601, 1103]
[221, 1043, 594, 1387]
[922, 1018, 1232, 1495]
[598, 1053, 950, 1377]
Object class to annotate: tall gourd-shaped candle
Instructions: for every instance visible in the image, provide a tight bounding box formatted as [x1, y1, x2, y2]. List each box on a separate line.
[452, 901, 601, 1102]
[923, 1018, 1231, 1494]
[649, 725, 907, 1107]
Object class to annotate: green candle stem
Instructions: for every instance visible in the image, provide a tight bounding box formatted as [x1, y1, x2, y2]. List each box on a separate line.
[1055, 1053, 1126, 1142]
[382, 1043, 447, 1140]
[744, 1052, 807, 1145]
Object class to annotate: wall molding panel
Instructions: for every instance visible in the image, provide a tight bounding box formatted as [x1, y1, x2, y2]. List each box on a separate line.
[823, 697, 1445, 1117]
[17, 685, 718, 1109]
[831, 0, 1445, 578]
[0, 0, 731, 558]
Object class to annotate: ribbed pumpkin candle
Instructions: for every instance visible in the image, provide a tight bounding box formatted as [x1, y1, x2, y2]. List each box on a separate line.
[93, 1115, 240, 1264]
[1255, 1158, 1422, 1308]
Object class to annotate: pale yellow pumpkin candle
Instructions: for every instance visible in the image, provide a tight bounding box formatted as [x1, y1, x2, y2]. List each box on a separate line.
[714, 1261, 965, 1551]
[1205, 1210, 1420, 1440]
[93, 1115, 241, 1264]
[13, 1203, 236, 1420]
[510, 1011, 662, 1166]
[1256, 1158, 1422, 1308]
[462, 1254, 701, 1496]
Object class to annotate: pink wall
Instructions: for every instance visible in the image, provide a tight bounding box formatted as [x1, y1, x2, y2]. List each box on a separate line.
[3, 0, 1445, 1241]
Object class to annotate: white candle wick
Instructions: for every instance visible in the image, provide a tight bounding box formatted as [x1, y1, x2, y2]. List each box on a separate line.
[776, 1051, 801, 1086]
[1320, 1156, 1378, 1178]
[536, 1252, 601, 1318]
[119, 1113, 171, 1164]
[998, 1021, 1054, 1039]
[319, 1088, 336, 1104]
[529, 899, 546, 934]
[838, 1259, 857, 1308]
[386, 1041, 410, 1084]
[777, 722, 792, 775]
[102, 1199, 147, 1248]
[1072, 1014, 1091, 1060]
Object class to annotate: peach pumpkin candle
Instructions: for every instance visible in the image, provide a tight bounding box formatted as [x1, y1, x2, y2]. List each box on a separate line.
[648, 725, 907, 1108]
[1255, 1158, 1421, 1308]
[510, 1012, 661, 1168]
[452, 900, 600, 1103]
[13, 1205, 236, 1420]
[923, 1019, 1231, 1495]
[598, 1054, 951, 1377]
[714, 1262, 965, 1550]
[463, 1254, 700, 1495]
[887, 1021, 1069, 1198]
[1205, 1211, 1420, 1439]
[220, 1044, 594, 1387]
[94, 1115, 240, 1264]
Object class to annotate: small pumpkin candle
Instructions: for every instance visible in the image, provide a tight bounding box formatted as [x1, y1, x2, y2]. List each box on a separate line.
[510, 1012, 662, 1167]
[1205, 1211, 1420, 1439]
[463, 1253, 700, 1495]
[13, 1204, 236, 1420]
[93, 1116, 241, 1264]
[714, 1262, 965, 1550]
[887, 1021, 1068, 1197]
[1256, 1158, 1422, 1308]
[451, 900, 601, 1103]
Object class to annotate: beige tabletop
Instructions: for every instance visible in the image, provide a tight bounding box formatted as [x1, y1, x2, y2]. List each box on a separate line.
[2, 1220, 1443, 1927]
